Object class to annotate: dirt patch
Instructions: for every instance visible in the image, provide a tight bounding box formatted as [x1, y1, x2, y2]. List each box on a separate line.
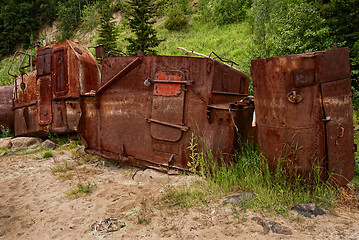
[0, 149, 358, 239]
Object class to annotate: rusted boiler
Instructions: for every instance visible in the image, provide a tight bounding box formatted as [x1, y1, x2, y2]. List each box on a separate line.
[79, 55, 255, 170]
[0, 86, 14, 132]
[12, 40, 100, 136]
[251, 47, 354, 186]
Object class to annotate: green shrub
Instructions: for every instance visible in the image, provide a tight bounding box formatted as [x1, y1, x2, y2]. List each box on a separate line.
[199, 0, 251, 25]
[80, 3, 101, 32]
[0, 125, 13, 138]
[164, 5, 189, 31]
[43, 151, 53, 158]
[66, 182, 96, 198]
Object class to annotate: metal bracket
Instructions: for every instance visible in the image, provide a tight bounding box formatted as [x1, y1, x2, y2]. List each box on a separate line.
[146, 118, 189, 131]
[144, 79, 193, 86]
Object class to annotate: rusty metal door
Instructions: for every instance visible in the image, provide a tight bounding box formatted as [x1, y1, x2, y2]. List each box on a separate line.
[38, 77, 52, 125]
[53, 47, 68, 97]
[321, 78, 354, 185]
[148, 71, 189, 142]
[37, 48, 52, 76]
[37, 48, 53, 126]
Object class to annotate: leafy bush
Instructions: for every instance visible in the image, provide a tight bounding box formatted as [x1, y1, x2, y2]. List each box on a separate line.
[273, 2, 333, 56]
[164, 4, 189, 31]
[43, 151, 53, 158]
[0, 58, 14, 86]
[80, 3, 101, 32]
[249, 0, 333, 58]
[0, 125, 13, 138]
[199, 0, 251, 25]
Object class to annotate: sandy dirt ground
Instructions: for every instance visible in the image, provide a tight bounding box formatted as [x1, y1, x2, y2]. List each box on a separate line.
[0, 147, 358, 240]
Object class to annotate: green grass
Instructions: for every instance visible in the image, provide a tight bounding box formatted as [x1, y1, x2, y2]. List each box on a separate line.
[51, 161, 73, 173]
[352, 108, 359, 190]
[0, 58, 15, 86]
[116, 18, 254, 76]
[66, 182, 96, 198]
[159, 136, 340, 215]
[42, 151, 53, 158]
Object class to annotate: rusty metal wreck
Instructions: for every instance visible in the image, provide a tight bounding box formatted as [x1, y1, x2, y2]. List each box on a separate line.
[251, 47, 355, 186]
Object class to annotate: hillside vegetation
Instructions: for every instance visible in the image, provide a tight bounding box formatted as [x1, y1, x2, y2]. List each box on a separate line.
[0, 0, 358, 85]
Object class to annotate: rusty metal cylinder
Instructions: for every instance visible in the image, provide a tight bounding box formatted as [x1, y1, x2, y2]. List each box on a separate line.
[251, 48, 354, 186]
[0, 85, 14, 132]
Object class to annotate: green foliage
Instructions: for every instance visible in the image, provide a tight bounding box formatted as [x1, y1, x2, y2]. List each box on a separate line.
[0, 58, 14, 86]
[124, 0, 162, 55]
[97, 0, 118, 51]
[80, 2, 101, 32]
[161, 137, 339, 213]
[66, 182, 96, 198]
[199, 0, 251, 25]
[0, 0, 57, 59]
[0, 125, 13, 138]
[325, 0, 359, 88]
[273, 2, 333, 56]
[350, 40, 359, 86]
[51, 161, 73, 173]
[249, 0, 333, 58]
[43, 151, 53, 158]
[56, 0, 83, 40]
[164, 2, 189, 31]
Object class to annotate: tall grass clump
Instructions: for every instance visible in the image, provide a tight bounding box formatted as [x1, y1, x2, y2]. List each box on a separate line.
[161, 135, 339, 214]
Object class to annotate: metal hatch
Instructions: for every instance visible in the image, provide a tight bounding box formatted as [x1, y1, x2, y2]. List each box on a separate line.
[37, 77, 52, 125]
[149, 70, 189, 142]
[321, 78, 354, 186]
[53, 47, 68, 97]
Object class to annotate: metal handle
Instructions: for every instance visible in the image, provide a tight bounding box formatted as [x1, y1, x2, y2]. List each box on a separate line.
[287, 91, 303, 104]
[146, 118, 189, 131]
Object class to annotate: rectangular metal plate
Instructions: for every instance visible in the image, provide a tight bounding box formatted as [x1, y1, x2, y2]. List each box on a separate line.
[37, 48, 52, 76]
[150, 70, 186, 143]
[53, 47, 68, 97]
[321, 78, 354, 186]
[153, 71, 183, 96]
[38, 77, 52, 125]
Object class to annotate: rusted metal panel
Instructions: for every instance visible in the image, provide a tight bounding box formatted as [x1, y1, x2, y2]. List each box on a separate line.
[53, 47, 68, 97]
[251, 47, 354, 186]
[37, 77, 52, 125]
[150, 70, 186, 142]
[321, 78, 354, 186]
[79, 55, 255, 170]
[37, 48, 52, 76]
[13, 40, 101, 136]
[0, 86, 14, 132]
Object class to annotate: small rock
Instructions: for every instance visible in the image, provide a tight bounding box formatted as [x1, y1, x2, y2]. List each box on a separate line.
[252, 217, 292, 235]
[25, 149, 37, 154]
[11, 137, 42, 151]
[76, 146, 86, 156]
[0, 137, 12, 149]
[224, 192, 256, 204]
[0, 152, 7, 157]
[292, 203, 326, 218]
[41, 139, 58, 149]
